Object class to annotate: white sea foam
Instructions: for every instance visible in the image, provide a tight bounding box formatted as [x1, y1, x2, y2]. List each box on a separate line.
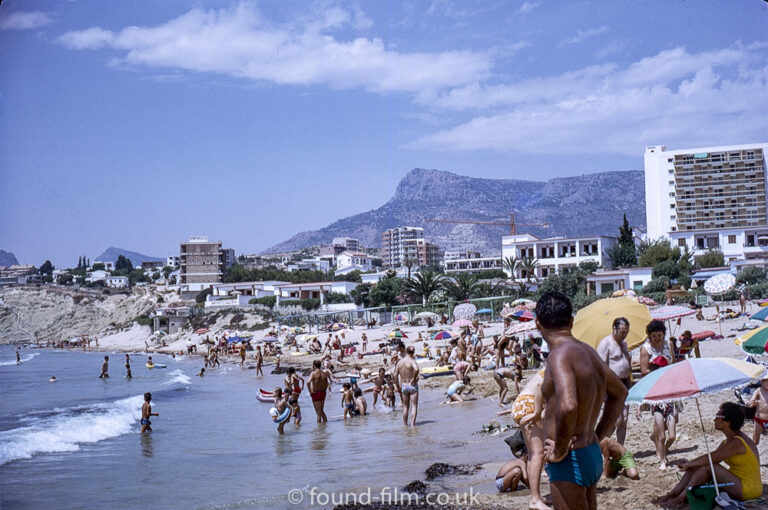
[0, 352, 39, 366]
[163, 369, 191, 386]
[0, 394, 143, 465]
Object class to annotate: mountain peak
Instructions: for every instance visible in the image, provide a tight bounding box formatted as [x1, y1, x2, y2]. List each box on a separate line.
[95, 247, 164, 267]
[262, 168, 645, 255]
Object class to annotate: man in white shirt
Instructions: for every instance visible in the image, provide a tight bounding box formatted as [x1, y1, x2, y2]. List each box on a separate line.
[596, 317, 631, 445]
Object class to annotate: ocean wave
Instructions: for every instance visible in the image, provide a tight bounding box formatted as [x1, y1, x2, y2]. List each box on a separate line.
[163, 369, 191, 386]
[0, 352, 39, 366]
[0, 394, 143, 465]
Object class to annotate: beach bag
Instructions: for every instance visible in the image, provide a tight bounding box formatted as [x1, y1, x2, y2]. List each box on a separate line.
[686, 485, 717, 510]
[651, 356, 669, 368]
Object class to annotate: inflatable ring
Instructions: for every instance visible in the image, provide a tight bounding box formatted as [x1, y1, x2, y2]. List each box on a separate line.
[272, 407, 291, 424]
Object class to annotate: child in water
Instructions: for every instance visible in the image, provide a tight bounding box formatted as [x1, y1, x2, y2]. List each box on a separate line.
[289, 395, 302, 425]
[341, 383, 357, 418]
[383, 375, 396, 408]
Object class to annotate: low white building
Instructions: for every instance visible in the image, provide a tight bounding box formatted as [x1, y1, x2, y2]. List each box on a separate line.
[585, 268, 653, 295]
[285, 259, 330, 273]
[106, 276, 129, 288]
[86, 270, 109, 284]
[275, 281, 358, 305]
[501, 234, 616, 279]
[443, 250, 503, 274]
[166, 256, 180, 269]
[211, 280, 289, 298]
[91, 261, 115, 271]
[337, 251, 373, 272]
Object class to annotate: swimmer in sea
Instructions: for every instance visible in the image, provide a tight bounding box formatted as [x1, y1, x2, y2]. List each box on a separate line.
[354, 387, 367, 416]
[289, 395, 302, 425]
[371, 368, 386, 406]
[307, 359, 331, 423]
[125, 354, 132, 379]
[272, 388, 289, 434]
[341, 383, 356, 419]
[99, 356, 109, 379]
[16, 347, 21, 365]
[49, 375, 57, 383]
[394, 345, 420, 427]
[140, 392, 159, 433]
[197, 367, 205, 377]
[383, 375, 396, 408]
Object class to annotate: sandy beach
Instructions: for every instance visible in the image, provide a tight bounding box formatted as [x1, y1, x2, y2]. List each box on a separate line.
[2, 286, 768, 508]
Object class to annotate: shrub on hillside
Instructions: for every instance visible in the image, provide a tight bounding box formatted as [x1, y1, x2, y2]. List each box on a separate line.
[249, 296, 277, 308]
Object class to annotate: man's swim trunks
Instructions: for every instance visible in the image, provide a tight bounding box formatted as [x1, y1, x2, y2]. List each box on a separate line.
[609, 450, 636, 472]
[402, 383, 418, 395]
[140, 418, 150, 425]
[310, 390, 326, 402]
[755, 417, 768, 433]
[545, 442, 603, 487]
[512, 393, 536, 424]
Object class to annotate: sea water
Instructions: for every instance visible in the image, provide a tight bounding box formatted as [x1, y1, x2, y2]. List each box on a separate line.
[0, 346, 505, 509]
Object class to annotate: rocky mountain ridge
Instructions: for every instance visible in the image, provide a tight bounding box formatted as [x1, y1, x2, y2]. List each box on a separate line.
[263, 168, 646, 255]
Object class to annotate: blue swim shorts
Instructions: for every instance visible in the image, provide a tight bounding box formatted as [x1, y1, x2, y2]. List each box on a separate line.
[545, 442, 603, 488]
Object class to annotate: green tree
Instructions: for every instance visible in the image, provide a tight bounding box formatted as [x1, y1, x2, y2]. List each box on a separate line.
[474, 269, 507, 280]
[474, 281, 506, 298]
[195, 288, 213, 303]
[57, 273, 73, 285]
[696, 249, 725, 268]
[368, 274, 404, 309]
[502, 256, 519, 279]
[91, 262, 105, 271]
[737, 266, 767, 285]
[637, 239, 679, 268]
[115, 255, 133, 272]
[443, 273, 481, 301]
[519, 257, 540, 282]
[402, 257, 417, 280]
[323, 292, 351, 304]
[350, 283, 373, 307]
[163, 266, 173, 278]
[39, 260, 54, 275]
[607, 214, 638, 268]
[335, 270, 362, 283]
[404, 269, 445, 304]
[77, 256, 83, 270]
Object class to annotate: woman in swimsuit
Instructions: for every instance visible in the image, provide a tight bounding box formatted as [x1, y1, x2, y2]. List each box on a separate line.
[658, 402, 763, 505]
[640, 320, 677, 470]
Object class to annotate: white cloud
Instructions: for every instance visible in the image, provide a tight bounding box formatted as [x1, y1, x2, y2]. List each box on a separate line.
[559, 25, 609, 46]
[518, 1, 543, 14]
[56, 1, 491, 94]
[594, 40, 624, 60]
[410, 44, 768, 155]
[0, 10, 53, 31]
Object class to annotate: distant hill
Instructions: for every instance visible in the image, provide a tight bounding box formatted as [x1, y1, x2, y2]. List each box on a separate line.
[95, 247, 164, 268]
[262, 168, 646, 254]
[0, 250, 19, 267]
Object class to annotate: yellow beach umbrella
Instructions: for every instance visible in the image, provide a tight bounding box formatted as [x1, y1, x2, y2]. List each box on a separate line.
[572, 297, 652, 350]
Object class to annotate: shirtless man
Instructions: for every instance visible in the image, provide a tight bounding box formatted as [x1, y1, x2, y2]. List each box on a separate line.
[747, 376, 768, 444]
[394, 346, 420, 427]
[140, 392, 159, 433]
[124, 354, 132, 379]
[537, 291, 627, 510]
[99, 356, 109, 379]
[255, 346, 263, 376]
[239, 343, 247, 366]
[307, 359, 331, 423]
[284, 367, 304, 397]
[596, 317, 631, 444]
[16, 347, 21, 365]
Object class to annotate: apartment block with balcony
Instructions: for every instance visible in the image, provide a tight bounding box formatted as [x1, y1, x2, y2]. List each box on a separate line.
[179, 236, 225, 298]
[501, 234, 615, 279]
[443, 250, 503, 274]
[645, 143, 768, 262]
[381, 226, 442, 269]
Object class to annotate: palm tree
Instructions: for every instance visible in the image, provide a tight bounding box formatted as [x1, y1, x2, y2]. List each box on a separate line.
[443, 273, 480, 301]
[404, 269, 445, 305]
[474, 281, 505, 298]
[519, 257, 540, 283]
[402, 256, 417, 280]
[502, 256, 519, 280]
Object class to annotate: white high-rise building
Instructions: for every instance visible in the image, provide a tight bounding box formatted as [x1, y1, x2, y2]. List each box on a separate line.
[644, 143, 768, 262]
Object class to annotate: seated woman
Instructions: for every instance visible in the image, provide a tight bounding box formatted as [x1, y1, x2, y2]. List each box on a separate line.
[657, 402, 763, 505]
[676, 330, 700, 359]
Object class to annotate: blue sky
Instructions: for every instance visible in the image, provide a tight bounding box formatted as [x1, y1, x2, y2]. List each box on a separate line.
[1, 0, 767, 267]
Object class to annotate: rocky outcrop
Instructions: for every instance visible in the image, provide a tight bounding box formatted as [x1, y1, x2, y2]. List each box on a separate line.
[263, 168, 645, 254]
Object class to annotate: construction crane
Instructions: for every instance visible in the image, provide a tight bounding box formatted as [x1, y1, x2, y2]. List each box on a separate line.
[425, 214, 549, 235]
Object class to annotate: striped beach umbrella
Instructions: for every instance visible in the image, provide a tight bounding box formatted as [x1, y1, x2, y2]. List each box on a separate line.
[394, 313, 409, 321]
[735, 325, 768, 355]
[627, 357, 766, 404]
[432, 330, 457, 340]
[749, 307, 768, 322]
[510, 309, 536, 322]
[388, 330, 408, 339]
[650, 305, 696, 321]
